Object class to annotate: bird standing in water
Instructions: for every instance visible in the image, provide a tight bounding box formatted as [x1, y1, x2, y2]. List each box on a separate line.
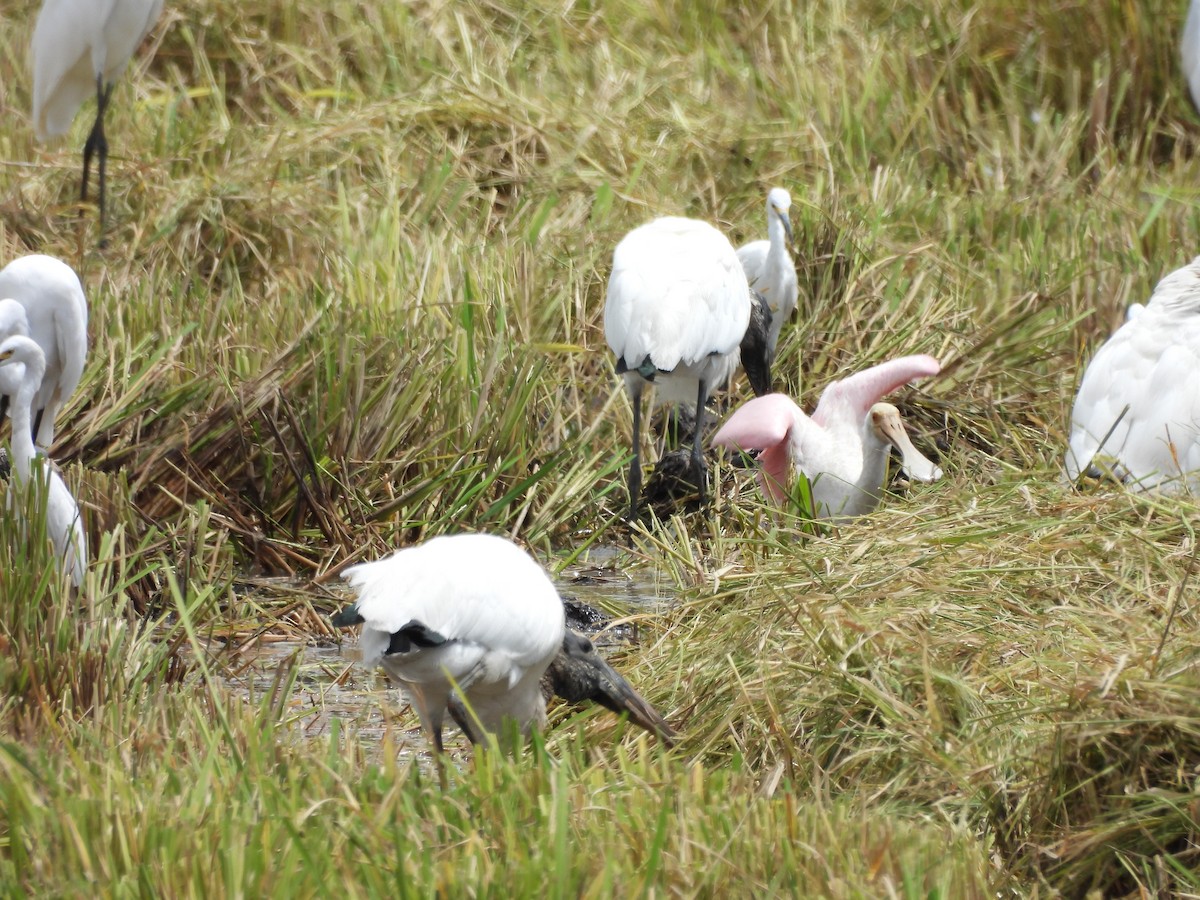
[330, 533, 674, 753]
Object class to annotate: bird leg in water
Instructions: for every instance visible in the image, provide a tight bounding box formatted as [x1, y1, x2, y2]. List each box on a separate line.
[82, 76, 114, 236]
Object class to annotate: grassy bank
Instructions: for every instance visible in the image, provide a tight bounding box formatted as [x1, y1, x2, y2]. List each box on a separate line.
[2, 0, 1200, 893]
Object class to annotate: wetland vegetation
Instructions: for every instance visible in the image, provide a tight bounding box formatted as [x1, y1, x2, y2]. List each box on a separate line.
[3, 0, 1200, 894]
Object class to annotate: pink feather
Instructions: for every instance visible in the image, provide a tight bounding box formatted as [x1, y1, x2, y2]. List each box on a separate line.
[712, 394, 805, 503]
[813, 355, 940, 426]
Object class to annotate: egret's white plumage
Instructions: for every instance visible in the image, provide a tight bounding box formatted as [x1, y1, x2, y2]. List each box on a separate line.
[605, 216, 770, 518]
[1184, 0, 1200, 111]
[336, 534, 566, 750]
[0, 255, 89, 449]
[0, 336, 87, 588]
[737, 187, 797, 357]
[31, 0, 165, 229]
[713, 355, 943, 519]
[1066, 257, 1200, 491]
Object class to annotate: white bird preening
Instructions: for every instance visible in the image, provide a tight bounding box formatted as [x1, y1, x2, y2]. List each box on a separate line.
[605, 216, 772, 520]
[31, 0, 165, 233]
[713, 355, 943, 519]
[330, 534, 675, 753]
[0, 255, 89, 450]
[0, 336, 87, 588]
[737, 187, 797, 359]
[1066, 257, 1200, 492]
[1184, 0, 1200, 111]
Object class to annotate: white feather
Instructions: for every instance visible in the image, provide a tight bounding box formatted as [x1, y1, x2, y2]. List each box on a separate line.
[737, 187, 797, 356]
[605, 216, 752, 406]
[31, 0, 164, 139]
[0, 255, 89, 449]
[1184, 0, 1200, 113]
[1067, 257, 1200, 490]
[341, 534, 564, 741]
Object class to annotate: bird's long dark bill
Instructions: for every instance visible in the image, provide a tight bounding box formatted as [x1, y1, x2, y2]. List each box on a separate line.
[550, 646, 677, 746]
[592, 658, 678, 746]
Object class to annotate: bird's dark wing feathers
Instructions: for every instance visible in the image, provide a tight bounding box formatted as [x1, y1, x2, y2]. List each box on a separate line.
[385, 620, 449, 655]
[330, 606, 366, 629]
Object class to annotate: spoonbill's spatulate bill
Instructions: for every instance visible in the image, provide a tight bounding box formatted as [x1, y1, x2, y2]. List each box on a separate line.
[713, 355, 942, 518]
[1066, 257, 1200, 492]
[0, 255, 89, 450]
[329, 533, 674, 752]
[737, 187, 796, 359]
[605, 216, 772, 519]
[0, 336, 87, 588]
[31, 0, 165, 234]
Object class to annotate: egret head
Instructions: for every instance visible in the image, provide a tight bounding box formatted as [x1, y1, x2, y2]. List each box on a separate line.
[0, 335, 45, 379]
[869, 402, 941, 483]
[739, 291, 774, 396]
[543, 629, 677, 746]
[767, 187, 793, 245]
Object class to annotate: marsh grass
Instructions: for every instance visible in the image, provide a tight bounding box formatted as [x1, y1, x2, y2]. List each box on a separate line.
[2, 0, 1200, 893]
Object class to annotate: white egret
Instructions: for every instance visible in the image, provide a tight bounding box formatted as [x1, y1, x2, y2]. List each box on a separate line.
[605, 216, 772, 520]
[1184, 0, 1200, 111]
[0, 255, 89, 450]
[713, 355, 943, 519]
[1066, 257, 1200, 491]
[737, 187, 797, 358]
[31, 0, 165, 232]
[330, 533, 675, 753]
[0, 336, 87, 588]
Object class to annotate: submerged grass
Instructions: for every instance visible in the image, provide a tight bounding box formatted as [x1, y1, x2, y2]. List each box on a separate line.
[2, 0, 1200, 893]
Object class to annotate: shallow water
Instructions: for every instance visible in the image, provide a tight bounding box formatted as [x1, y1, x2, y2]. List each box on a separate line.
[217, 545, 672, 751]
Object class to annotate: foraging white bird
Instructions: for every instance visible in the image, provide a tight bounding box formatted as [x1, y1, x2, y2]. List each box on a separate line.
[1184, 0, 1200, 111]
[713, 355, 943, 518]
[737, 187, 797, 358]
[0, 336, 87, 588]
[1066, 257, 1200, 491]
[330, 534, 675, 752]
[31, 0, 165, 232]
[0, 255, 89, 450]
[605, 216, 772, 519]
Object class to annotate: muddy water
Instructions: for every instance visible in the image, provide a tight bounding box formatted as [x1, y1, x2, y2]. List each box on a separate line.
[218, 546, 671, 750]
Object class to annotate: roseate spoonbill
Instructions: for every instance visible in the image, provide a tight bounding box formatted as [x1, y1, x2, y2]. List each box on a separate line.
[605, 216, 772, 520]
[0, 255, 89, 450]
[329, 534, 675, 752]
[737, 187, 797, 358]
[1066, 257, 1200, 491]
[713, 355, 943, 518]
[31, 0, 165, 233]
[0, 336, 87, 588]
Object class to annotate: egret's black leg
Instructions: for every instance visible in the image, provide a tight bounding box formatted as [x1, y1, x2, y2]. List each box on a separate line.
[31, 407, 45, 447]
[628, 382, 644, 521]
[693, 379, 707, 505]
[82, 76, 113, 237]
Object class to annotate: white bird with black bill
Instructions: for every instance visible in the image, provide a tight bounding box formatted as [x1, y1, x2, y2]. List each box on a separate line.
[330, 533, 675, 753]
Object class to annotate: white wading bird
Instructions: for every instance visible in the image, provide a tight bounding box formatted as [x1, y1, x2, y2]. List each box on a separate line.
[1065, 257, 1200, 492]
[1184, 0, 1200, 111]
[0, 336, 87, 588]
[330, 534, 675, 753]
[713, 355, 943, 519]
[737, 187, 797, 359]
[31, 0, 165, 233]
[605, 216, 773, 520]
[0, 255, 89, 450]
